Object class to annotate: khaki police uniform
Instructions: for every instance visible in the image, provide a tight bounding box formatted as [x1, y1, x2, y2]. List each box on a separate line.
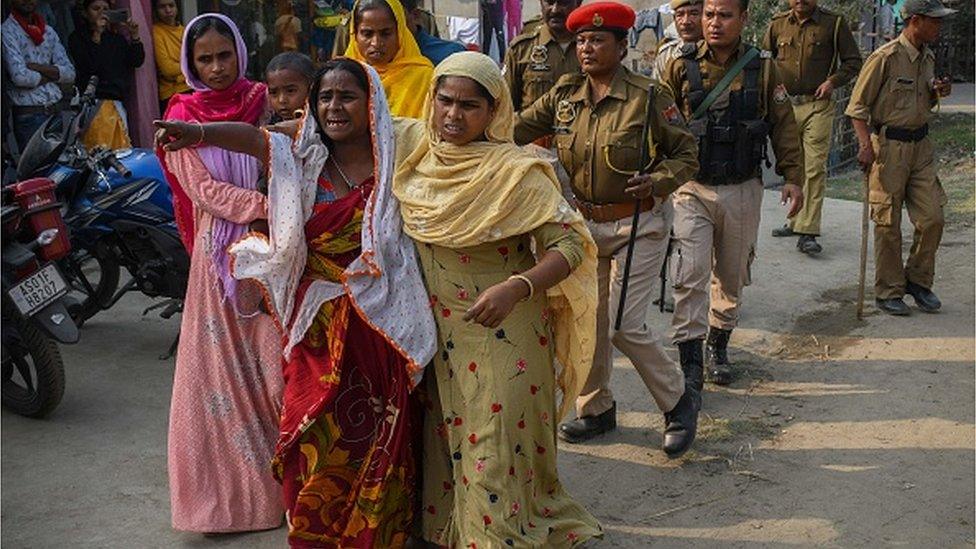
[503, 22, 582, 111]
[653, 39, 693, 82]
[764, 7, 862, 236]
[662, 41, 803, 343]
[514, 66, 698, 417]
[845, 33, 945, 299]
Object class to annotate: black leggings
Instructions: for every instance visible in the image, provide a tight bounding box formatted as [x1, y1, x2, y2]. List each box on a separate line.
[480, 0, 506, 59]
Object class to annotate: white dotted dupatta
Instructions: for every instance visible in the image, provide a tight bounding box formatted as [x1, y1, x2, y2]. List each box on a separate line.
[229, 63, 436, 385]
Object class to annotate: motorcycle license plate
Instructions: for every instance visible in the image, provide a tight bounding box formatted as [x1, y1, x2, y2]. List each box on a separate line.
[7, 264, 69, 316]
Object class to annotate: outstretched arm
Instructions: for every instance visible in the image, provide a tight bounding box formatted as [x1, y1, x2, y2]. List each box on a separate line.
[155, 120, 270, 166]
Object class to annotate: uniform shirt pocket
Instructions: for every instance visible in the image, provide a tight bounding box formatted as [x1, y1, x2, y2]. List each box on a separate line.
[602, 130, 643, 175]
[890, 79, 916, 110]
[776, 37, 796, 61]
[554, 132, 579, 174]
[523, 74, 554, 105]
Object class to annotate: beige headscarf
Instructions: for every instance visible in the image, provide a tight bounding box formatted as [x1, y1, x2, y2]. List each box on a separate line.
[393, 51, 597, 420]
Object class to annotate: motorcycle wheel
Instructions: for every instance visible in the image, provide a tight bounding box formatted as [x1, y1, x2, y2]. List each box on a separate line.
[1, 311, 66, 418]
[62, 244, 120, 325]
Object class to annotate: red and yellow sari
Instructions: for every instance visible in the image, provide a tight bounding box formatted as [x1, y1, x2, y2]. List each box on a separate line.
[275, 177, 417, 548]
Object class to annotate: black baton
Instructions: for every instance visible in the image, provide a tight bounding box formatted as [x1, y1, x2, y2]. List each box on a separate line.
[614, 83, 657, 331]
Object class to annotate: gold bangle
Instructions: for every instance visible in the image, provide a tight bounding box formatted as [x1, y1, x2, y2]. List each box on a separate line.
[508, 274, 534, 302]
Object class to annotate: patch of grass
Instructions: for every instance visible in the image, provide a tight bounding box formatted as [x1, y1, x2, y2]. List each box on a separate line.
[697, 416, 777, 444]
[827, 113, 975, 226]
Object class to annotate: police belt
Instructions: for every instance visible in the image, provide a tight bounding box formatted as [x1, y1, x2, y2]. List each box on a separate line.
[575, 197, 655, 223]
[875, 124, 929, 142]
[788, 94, 820, 106]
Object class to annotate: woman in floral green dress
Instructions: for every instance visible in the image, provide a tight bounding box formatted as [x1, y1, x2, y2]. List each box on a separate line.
[393, 51, 603, 548]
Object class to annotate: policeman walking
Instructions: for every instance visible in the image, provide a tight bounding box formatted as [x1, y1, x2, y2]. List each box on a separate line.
[515, 1, 702, 458]
[660, 0, 804, 386]
[503, 0, 582, 112]
[845, 0, 954, 316]
[765, 0, 862, 254]
[652, 0, 703, 82]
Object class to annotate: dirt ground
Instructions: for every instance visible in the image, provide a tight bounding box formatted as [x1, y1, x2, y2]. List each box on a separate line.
[2, 191, 974, 548]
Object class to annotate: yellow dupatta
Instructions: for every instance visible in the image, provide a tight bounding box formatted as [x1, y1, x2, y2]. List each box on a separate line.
[344, 0, 433, 118]
[392, 52, 598, 420]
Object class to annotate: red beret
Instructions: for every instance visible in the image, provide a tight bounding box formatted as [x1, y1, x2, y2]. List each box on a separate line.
[566, 2, 636, 34]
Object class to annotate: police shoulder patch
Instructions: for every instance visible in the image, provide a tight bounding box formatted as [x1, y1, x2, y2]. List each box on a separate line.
[662, 102, 684, 126]
[773, 83, 789, 104]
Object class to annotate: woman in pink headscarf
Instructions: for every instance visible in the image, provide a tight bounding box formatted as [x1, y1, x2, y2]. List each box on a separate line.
[158, 13, 284, 533]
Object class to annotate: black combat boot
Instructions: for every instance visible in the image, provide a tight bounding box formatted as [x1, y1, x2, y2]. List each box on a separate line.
[705, 327, 734, 386]
[558, 401, 616, 443]
[663, 340, 703, 458]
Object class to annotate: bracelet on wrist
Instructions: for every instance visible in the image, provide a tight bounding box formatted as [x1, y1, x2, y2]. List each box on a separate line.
[193, 122, 206, 146]
[507, 274, 534, 302]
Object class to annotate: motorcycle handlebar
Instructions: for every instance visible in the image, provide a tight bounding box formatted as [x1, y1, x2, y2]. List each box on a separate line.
[105, 154, 131, 178]
[82, 76, 98, 103]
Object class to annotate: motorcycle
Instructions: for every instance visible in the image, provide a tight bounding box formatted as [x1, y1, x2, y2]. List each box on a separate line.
[1, 178, 79, 418]
[15, 78, 189, 334]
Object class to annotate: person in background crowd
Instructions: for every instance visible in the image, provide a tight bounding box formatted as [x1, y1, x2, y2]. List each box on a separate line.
[402, 0, 465, 65]
[152, 0, 189, 115]
[480, 0, 506, 59]
[265, 51, 315, 122]
[502, 0, 581, 112]
[652, 0, 702, 81]
[274, 1, 302, 52]
[68, 0, 145, 149]
[2, 0, 76, 151]
[344, 0, 433, 117]
[846, 0, 954, 316]
[515, 2, 702, 458]
[158, 13, 284, 534]
[394, 51, 602, 547]
[766, 0, 862, 255]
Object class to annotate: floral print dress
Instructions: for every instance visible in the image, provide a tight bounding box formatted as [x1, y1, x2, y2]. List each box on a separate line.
[418, 223, 603, 548]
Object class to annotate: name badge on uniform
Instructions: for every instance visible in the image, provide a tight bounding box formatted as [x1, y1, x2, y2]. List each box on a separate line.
[554, 100, 577, 134]
[529, 45, 551, 72]
[897, 77, 915, 84]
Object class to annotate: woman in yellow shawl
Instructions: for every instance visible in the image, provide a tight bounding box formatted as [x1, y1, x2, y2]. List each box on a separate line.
[151, 0, 189, 115]
[344, 0, 433, 118]
[392, 51, 602, 547]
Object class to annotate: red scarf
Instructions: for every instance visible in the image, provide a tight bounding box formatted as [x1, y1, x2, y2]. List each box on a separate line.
[156, 78, 268, 254]
[12, 11, 46, 46]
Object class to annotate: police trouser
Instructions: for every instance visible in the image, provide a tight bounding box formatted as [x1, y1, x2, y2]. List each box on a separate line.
[670, 179, 763, 343]
[575, 201, 685, 418]
[868, 134, 945, 299]
[789, 99, 835, 235]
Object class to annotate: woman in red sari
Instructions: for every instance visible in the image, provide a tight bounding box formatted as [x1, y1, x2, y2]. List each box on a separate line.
[155, 58, 436, 547]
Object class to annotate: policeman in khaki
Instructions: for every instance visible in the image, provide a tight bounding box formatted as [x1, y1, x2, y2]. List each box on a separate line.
[652, 0, 703, 82]
[661, 0, 804, 387]
[515, 1, 703, 458]
[503, 0, 582, 112]
[846, 0, 954, 316]
[764, 0, 861, 255]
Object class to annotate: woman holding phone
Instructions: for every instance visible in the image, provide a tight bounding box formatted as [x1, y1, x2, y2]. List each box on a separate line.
[68, 0, 145, 149]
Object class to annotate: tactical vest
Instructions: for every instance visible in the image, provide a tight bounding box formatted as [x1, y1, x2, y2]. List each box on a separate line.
[682, 47, 770, 185]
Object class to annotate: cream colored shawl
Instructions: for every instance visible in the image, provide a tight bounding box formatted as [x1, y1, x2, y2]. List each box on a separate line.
[229, 62, 436, 386]
[392, 51, 597, 420]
